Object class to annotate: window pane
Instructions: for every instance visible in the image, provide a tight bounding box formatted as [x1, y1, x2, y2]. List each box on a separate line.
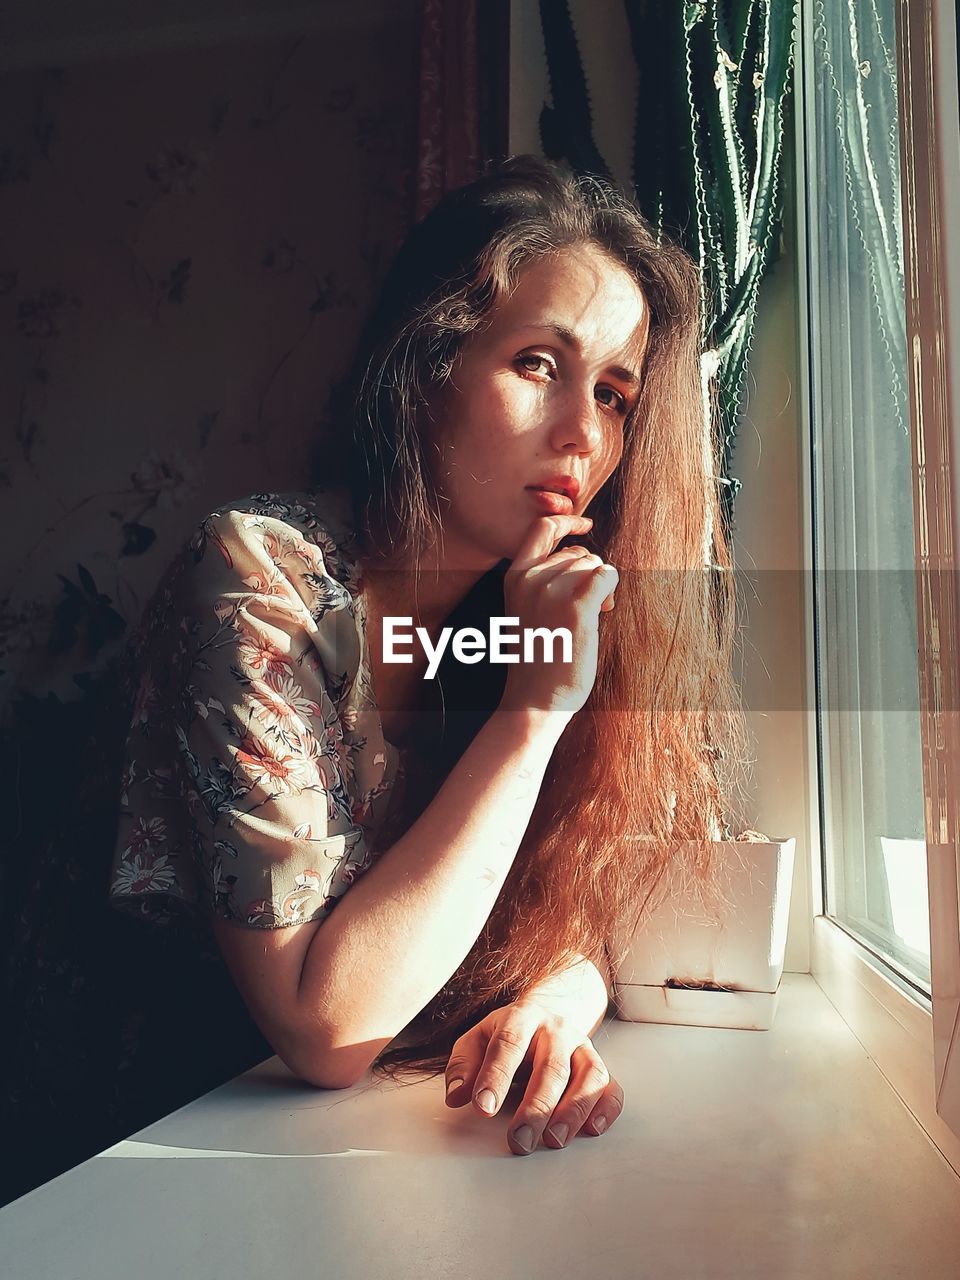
[805, 0, 929, 989]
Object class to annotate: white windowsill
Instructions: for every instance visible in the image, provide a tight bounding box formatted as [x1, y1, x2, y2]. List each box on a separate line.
[3, 972, 959, 1278]
[811, 913, 960, 1177]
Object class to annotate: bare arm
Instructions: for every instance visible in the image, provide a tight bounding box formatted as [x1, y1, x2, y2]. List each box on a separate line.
[213, 707, 566, 1087]
[514, 952, 612, 1040]
[212, 511, 617, 1089]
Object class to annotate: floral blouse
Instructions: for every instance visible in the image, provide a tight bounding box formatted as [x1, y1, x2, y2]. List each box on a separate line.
[108, 488, 411, 930]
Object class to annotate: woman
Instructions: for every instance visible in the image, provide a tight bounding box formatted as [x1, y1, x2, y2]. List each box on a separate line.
[109, 155, 749, 1157]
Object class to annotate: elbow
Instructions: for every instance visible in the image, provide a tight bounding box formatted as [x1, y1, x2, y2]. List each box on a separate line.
[299, 1070, 361, 1091]
[280, 1033, 375, 1091]
[295, 1061, 366, 1091]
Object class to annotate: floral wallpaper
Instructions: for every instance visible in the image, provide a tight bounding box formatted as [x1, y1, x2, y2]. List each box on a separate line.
[0, 11, 422, 1206]
[0, 18, 418, 709]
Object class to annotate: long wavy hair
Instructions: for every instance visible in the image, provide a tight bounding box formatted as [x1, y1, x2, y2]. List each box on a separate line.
[336, 155, 752, 1079]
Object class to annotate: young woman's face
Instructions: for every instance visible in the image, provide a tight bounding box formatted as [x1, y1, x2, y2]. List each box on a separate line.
[430, 243, 648, 567]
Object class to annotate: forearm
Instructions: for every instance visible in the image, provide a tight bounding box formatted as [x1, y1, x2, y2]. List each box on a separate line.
[516, 952, 613, 1041]
[293, 707, 568, 1084]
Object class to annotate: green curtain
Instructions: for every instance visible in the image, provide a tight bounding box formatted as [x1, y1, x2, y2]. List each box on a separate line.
[539, 0, 797, 547]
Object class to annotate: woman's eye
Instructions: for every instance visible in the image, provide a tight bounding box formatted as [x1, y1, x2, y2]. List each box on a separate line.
[516, 353, 555, 377]
[596, 386, 628, 415]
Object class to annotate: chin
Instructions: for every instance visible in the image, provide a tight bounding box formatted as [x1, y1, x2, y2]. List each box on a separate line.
[485, 535, 521, 565]
[442, 504, 529, 567]
[493, 517, 531, 559]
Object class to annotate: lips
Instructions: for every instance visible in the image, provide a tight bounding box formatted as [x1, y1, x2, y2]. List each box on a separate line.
[526, 488, 575, 516]
[525, 475, 581, 503]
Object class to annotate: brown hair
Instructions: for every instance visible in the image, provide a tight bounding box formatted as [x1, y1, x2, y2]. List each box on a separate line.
[340, 155, 752, 1078]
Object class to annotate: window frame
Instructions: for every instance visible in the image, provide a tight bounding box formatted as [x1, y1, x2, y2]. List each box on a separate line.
[796, 0, 960, 1172]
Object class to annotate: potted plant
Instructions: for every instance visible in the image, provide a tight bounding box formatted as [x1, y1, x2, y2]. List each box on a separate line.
[611, 831, 796, 1031]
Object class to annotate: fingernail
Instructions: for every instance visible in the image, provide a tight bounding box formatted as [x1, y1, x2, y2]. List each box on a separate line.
[446, 1078, 464, 1098]
[511, 1125, 534, 1153]
[547, 1123, 569, 1148]
[476, 1088, 497, 1115]
[593, 1115, 607, 1135]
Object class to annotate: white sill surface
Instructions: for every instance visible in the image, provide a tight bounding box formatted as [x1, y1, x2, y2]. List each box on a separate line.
[2, 974, 959, 1279]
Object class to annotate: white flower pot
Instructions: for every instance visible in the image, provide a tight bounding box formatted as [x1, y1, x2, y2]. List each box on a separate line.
[611, 837, 796, 1031]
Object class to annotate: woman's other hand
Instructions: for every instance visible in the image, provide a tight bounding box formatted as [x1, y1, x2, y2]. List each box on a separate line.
[443, 1000, 624, 1155]
[500, 513, 618, 720]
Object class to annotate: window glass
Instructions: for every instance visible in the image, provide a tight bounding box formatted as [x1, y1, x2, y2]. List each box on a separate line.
[804, 0, 929, 990]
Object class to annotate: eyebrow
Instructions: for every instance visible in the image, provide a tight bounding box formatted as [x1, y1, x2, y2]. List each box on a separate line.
[513, 321, 644, 389]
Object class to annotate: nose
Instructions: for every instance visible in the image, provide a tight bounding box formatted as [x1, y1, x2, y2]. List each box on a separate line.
[548, 388, 604, 456]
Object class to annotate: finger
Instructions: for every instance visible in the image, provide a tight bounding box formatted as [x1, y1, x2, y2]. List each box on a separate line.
[469, 1012, 535, 1118]
[524, 546, 601, 585]
[506, 1027, 573, 1155]
[443, 1023, 489, 1109]
[510, 515, 594, 573]
[581, 1075, 625, 1139]
[541, 1044, 616, 1148]
[575, 561, 618, 609]
[527, 543, 595, 568]
[534, 557, 615, 606]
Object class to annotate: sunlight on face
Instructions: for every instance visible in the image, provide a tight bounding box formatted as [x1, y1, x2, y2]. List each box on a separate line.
[430, 243, 648, 569]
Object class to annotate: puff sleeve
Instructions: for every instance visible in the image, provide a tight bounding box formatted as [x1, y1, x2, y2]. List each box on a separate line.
[109, 495, 402, 929]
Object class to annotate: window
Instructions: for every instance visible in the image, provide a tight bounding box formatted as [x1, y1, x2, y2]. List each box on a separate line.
[798, 0, 960, 1156]
[802, 0, 930, 994]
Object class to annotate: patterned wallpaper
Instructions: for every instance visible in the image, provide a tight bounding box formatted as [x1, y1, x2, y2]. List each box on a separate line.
[0, 13, 419, 708]
[0, 14, 425, 1206]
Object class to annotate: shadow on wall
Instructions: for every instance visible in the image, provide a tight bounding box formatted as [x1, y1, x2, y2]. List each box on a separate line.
[0, 12, 419, 1208]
